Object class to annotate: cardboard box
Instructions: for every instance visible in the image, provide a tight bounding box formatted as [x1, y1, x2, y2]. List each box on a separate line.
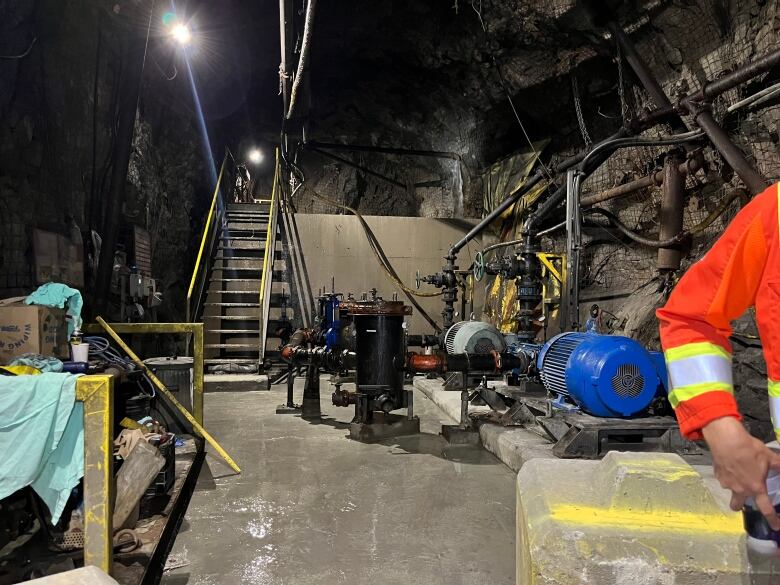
[0, 298, 69, 363]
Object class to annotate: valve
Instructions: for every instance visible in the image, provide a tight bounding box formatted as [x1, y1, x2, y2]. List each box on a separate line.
[473, 251, 486, 282]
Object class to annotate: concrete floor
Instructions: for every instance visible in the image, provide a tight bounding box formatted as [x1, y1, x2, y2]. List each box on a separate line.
[161, 380, 516, 585]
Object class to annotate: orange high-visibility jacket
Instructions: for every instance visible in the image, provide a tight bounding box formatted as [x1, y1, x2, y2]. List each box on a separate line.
[657, 183, 780, 440]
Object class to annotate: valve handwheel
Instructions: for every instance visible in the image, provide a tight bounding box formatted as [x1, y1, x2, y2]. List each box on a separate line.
[473, 251, 486, 282]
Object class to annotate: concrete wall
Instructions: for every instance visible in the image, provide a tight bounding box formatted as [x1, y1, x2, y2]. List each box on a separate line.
[293, 214, 485, 334]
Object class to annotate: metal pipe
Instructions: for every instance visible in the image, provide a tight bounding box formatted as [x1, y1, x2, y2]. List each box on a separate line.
[562, 170, 583, 332]
[451, 173, 545, 256]
[609, 22, 690, 135]
[684, 105, 768, 194]
[309, 147, 406, 189]
[579, 155, 703, 207]
[306, 140, 462, 161]
[658, 155, 685, 271]
[692, 47, 780, 102]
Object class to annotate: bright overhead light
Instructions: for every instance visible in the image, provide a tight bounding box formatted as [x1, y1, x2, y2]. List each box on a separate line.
[171, 23, 192, 46]
[248, 148, 263, 164]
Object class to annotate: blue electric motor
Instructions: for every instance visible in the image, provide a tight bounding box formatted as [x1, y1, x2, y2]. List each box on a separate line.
[537, 332, 667, 418]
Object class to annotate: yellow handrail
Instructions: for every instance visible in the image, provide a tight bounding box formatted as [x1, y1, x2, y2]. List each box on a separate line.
[187, 155, 228, 320]
[259, 149, 281, 360]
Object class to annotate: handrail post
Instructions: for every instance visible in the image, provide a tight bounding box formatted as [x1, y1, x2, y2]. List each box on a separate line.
[77, 375, 114, 574]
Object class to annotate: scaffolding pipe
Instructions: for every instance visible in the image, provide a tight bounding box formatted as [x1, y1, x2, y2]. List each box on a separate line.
[658, 155, 686, 271]
[692, 47, 780, 102]
[579, 156, 704, 207]
[609, 22, 691, 135]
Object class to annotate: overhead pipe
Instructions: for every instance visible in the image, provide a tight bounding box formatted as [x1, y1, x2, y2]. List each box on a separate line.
[690, 47, 780, 103]
[579, 155, 704, 207]
[680, 102, 767, 194]
[609, 22, 691, 136]
[305, 140, 462, 161]
[308, 147, 406, 189]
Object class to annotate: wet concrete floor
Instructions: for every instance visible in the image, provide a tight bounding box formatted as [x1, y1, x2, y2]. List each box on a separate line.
[161, 380, 516, 584]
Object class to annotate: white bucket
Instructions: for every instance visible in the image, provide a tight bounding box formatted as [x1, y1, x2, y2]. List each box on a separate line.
[71, 342, 90, 363]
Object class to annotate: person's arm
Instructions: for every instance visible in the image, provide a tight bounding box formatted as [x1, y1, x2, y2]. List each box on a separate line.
[657, 183, 780, 527]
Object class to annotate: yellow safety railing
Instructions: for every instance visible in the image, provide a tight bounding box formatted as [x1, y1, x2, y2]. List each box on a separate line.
[77, 374, 115, 574]
[78, 321, 238, 573]
[187, 153, 229, 323]
[258, 148, 281, 362]
[83, 322, 205, 425]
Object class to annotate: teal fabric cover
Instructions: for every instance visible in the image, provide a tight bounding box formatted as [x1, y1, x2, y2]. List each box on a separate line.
[0, 373, 84, 523]
[9, 354, 64, 373]
[25, 283, 83, 336]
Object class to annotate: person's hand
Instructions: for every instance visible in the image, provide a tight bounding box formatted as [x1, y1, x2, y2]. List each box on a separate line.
[702, 416, 780, 530]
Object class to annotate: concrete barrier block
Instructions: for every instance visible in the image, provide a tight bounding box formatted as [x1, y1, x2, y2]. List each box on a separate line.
[517, 451, 779, 584]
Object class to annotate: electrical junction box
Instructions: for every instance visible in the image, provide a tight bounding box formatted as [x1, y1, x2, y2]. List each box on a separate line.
[0, 298, 69, 364]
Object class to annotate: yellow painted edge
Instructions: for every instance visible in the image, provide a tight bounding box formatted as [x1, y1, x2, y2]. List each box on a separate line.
[549, 503, 742, 535]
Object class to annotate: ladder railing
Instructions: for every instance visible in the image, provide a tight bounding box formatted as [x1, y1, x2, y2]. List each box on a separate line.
[258, 149, 281, 363]
[187, 151, 233, 323]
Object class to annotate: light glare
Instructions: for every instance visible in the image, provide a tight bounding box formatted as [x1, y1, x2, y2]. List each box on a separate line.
[171, 23, 192, 46]
[248, 149, 263, 164]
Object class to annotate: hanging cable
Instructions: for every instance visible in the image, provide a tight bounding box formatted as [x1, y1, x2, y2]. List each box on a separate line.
[0, 36, 37, 59]
[286, 0, 317, 120]
[470, 1, 555, 185]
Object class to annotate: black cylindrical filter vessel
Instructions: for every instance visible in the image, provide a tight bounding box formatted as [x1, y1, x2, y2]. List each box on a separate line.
[348, 298, 411, 420]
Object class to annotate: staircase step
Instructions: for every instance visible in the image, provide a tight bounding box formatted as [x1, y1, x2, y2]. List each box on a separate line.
[205, 343, 260, 350]
[209, 277, 262, 282]
[204, 302, 261, 308]
[203, 315, 260, 321]
[210, 266, 262, 272]
[219, 236, 264, 241]
[213, 255, 264, 261]
[227, 203, 268, 211]
[207, 329, 260, 334]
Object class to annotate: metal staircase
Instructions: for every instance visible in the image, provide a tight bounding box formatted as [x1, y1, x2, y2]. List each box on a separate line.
[187, 149, 290, 379]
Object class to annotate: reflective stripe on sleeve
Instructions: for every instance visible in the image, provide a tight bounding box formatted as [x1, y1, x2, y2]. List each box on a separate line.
[667, 353, 733, 390]
[768, 379, 780, 398]
[668, 382, 734, 409]
[664, 341, 731, 363]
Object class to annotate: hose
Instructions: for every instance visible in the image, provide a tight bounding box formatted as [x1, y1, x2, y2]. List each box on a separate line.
[303, 185, 443, 333]
[480, 238, 524, 256]
[584, 189, 744, 247]
[579, 130, 705, 172]
[286, 0, 317, 120]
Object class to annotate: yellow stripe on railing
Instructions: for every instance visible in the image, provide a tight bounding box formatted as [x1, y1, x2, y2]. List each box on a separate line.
[187, 155, 227, 320]
[259, 149, 281, 359]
